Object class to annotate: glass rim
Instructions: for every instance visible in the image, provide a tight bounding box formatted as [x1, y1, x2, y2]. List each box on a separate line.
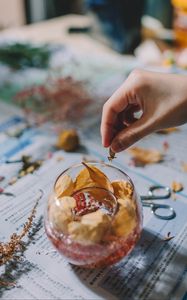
[54, 161, 135, 192]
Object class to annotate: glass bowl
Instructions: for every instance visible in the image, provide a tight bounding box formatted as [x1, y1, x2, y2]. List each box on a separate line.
[44, 162, 143, 268]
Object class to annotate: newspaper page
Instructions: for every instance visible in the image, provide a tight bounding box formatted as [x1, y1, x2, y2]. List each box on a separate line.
[0, 104, 187, 300]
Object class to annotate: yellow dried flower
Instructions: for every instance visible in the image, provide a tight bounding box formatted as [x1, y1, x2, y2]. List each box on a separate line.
[56, 129, 79, 152]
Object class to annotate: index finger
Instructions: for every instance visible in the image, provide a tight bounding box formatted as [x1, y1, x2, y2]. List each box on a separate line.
[100, 84, 129, 147]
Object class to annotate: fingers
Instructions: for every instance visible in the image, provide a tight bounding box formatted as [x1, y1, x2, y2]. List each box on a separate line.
[100, 85, 130, 147]
[111, 117, 153, 152]
[119, 104, 141, 125]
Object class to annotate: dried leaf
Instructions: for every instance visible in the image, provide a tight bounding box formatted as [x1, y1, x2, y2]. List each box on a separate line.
[112, 180, 133, 199]
[56, 129, 79, 152]
[108, 148, 116, 162]
[48, 196, 76, 233]
[128, 147, 163, 166]
[118, 198, 136, 216]
[163, 232, 175, 241]
[74, 162, 113, 192]
[181, 162, 187, 172]
[58, 196, 76, 209]
[156, 127, 179, 134]
[56, 156, 64, 162]
[171, 181, 183, 193]
[54, 174, 74, 198]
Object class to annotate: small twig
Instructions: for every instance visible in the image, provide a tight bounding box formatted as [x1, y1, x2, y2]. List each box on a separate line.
[0, 190, 43, 267]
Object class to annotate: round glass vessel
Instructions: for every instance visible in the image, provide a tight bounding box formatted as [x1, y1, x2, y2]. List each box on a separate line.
[45, 162, 143, 268]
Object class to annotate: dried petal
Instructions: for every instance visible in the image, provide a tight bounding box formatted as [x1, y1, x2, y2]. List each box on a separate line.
[0, 192, 41, 266]
[112, 203, 137, 237]
[117, 198, 136, 215]
[171, 181, 183, 193]
[74, 162, 113, 192]
[156, 127, 179, 134]
[128, 147, 163, 166]
[112, 180, 133, 199]
[163, 232, 175, 241]
[108, 148, 116, 162]
[181, 162, 187, 172]
[58, 196, 76, 209]
[54, 174, 74, 198]
[48, 196, 76, 233]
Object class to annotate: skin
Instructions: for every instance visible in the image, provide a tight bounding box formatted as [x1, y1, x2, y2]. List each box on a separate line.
[101, 69, 187, 153]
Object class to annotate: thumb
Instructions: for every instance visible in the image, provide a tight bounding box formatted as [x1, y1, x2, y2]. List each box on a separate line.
[111, 117, 154, 153]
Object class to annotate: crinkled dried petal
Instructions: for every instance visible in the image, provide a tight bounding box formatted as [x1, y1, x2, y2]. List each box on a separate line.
[55, 174, 74, 198]
[74, 163, 113, 192]
[171, 181, 183, 193]
[117, 198, 136, 217]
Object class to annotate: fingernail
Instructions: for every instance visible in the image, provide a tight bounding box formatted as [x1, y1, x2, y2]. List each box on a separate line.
[111, 139, 124, 152]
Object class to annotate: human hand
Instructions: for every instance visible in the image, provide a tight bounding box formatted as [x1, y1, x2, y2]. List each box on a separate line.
[101, 69, 187, 152]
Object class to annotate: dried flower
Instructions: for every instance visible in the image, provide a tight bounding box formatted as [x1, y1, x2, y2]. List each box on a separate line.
[15, 77, 93, 124]
[128, 147, 163, 167]
[68, 210, 111, 245]
[49, 196, 76, 233]
[0, 190, 42, 267]
[112, 180, 133, 199]
[74, 162, 113, 192]
[56, 129, 79, 152]
[108, 148, 116, 162]
[8, 156, 43, 185]
[171, 181, 183, 193]
[54, 174, 74, 198]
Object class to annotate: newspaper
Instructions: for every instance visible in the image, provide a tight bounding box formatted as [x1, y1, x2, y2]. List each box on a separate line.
[0, 103, 187, 300]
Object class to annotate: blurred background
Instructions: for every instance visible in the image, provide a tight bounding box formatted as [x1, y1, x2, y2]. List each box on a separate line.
[0, 0, 187, 54]
[0, 0, 187, 129]
[0, 0, 178, 54]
